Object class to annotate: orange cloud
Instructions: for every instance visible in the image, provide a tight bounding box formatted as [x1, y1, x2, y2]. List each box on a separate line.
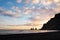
[54, 0, 60, 3]
[32, 0, 40, 4]
[42, 0, 53, 5]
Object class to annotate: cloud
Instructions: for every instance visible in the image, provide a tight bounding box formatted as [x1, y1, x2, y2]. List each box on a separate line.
[0, 7, 6, 11]
[12, 6, 21, 13]
[54, 6, 60, 13]
[23, 9, 33, 15]
[12, 6, 22, 17]
[54, 0, 60, 3]
[42, 0, 53, 5]
[24, 0, 60, 10]
[5, 10, 14, 15]
[17, 0, 22, 3]
[0, 0, 60, 26]
[25, 0, 40, 4]
[1, 10, 16, 17]
[12, 6, 19, 10]
[0, 20, 6, 22]
[32, 0, 40, 4]
[23, 6, 36, 15]
[42, 0, 60, 6]
[0, 7, 7, 15]
[39, 9, 56, 18]
[0, 7, 22, 18]
[27, 8, 56, 28]
[4, 10, 22, 18]
[25, 0, 31, 3]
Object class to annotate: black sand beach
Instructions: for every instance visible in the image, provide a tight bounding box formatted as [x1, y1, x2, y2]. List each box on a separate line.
[0, 31, 60, 40]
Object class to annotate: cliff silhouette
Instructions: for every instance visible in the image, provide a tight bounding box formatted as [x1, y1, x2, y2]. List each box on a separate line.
[41, 13, 60, 30]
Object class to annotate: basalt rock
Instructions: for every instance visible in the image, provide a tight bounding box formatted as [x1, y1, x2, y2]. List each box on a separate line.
[41, 13, 60, 30]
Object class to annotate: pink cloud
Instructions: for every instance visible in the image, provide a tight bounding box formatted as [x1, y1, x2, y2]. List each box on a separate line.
[5, 10, 15, 15]
[0, 6, 22, 18]
[12, 6, 20, 10]
[11, 6, 22, 17]
[12, 6, 21, 13]
[4, 10, 22, 18]
[54, 6, 60, 13]
[17, 0, 22, 3]
[25, 0, 31, 3]
[24, 9, 32, 14]
[27, 8, 56, 27]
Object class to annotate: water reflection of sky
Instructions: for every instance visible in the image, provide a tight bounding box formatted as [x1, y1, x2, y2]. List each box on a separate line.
[0, 30, 58, 35]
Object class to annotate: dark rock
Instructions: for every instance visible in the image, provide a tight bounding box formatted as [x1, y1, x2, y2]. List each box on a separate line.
[41, 13, 60, 30]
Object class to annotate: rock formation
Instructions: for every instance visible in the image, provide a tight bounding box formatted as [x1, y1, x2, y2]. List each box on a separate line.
[41, 13, 60, 30]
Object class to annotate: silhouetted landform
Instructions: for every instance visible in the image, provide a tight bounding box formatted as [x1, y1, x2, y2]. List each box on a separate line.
[41, 13, 60, 30]
[30, 28, 37, 30]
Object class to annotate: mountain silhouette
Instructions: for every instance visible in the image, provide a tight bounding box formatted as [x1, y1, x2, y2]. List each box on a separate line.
[41, 13, 60, 30]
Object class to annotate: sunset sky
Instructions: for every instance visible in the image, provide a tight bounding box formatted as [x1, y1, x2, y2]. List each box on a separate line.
[0, 0, 60, 29]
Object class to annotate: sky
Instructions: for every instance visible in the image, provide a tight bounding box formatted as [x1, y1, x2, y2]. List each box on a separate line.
[0, 0, 60, 29]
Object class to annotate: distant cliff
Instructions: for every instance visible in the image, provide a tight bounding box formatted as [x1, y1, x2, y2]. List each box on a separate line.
[41, 13, 60, 30]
